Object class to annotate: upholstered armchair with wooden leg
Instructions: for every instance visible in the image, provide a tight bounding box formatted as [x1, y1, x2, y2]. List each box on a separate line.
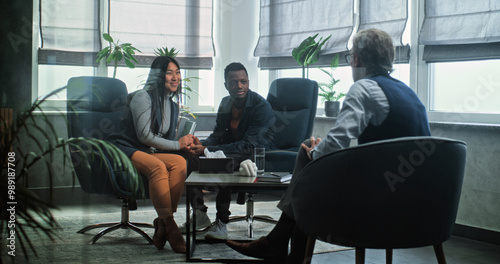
[291, 137, 467, 264]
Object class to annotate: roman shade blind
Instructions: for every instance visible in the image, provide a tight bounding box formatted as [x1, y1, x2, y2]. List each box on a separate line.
[255, 0, 354, 69]
[110, 0, 214, 68]
[39, 0, 101, 66]
[419, 0, 500, 62]
[39, 0, 215, 68]
[358, 0, 410, 63]
[359, 0, 408, 46]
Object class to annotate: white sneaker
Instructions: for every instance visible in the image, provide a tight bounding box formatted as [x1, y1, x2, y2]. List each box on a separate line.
[179, 209, 212, 233]
[204, 219, 228, 240]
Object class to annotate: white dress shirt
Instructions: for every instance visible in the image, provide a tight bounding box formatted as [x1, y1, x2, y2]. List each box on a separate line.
[312, 78, 389, 160]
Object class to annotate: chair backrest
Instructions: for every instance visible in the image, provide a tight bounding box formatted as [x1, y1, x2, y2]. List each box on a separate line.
[291, 137, 467, 249]
[267, 78, 318, 151]
[66, 76, 128, 194]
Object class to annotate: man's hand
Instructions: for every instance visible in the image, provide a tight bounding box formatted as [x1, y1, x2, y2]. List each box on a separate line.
[192, 135, 202, 145]
[301, 136, 321, 160]
[187, 144, 206, 156]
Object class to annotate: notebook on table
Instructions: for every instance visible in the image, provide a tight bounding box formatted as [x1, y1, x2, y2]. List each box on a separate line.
[256, 172, 292, 183]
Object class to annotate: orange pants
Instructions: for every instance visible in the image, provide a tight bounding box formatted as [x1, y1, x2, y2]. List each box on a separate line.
[131, 151, 187, 218]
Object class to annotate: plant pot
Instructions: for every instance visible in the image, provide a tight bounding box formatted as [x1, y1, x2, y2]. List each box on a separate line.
[324, 101, 340, 117]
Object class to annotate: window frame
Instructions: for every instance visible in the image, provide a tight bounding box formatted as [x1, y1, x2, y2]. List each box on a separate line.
[33, 0, 216, 112]
[413, 0, 500, 125]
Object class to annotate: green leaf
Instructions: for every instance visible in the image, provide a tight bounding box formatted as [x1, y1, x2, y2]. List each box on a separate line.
[115, 51, 123, 62]
[96, 47, 111, 63]
[127, 54, 139, 63]
[330, 53, 339, 68]
[304, 43, 320, 66]
[298, 34, 318, 50]
[318, 34, 332, 47]
[292, 34, 318, 62]
[292, 47, 300, 60]
[124, 58, 136, 68]
[106, 52, 114, 64]
[296, 43, 317, 65]
[154, 47, 164, 56]
[103, 33, 113, 43]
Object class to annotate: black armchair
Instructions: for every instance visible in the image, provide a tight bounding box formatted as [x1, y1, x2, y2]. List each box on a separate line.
[230, 78, 318, 237]
[265, 78, 318, 173]
[290, 136, 467, 264]
[66, 76, 153, 244]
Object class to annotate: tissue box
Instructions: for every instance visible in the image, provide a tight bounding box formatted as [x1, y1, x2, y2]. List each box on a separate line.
[198, 157, 234, 173]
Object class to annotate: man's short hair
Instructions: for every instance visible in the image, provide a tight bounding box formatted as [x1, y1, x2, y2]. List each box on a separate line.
[224, 62, 249, 81]
[352, 28, 395, 74]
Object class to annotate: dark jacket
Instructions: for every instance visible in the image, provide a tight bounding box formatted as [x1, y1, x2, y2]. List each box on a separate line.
[203, 90, 276, 162]
[107, 91, 179, 157]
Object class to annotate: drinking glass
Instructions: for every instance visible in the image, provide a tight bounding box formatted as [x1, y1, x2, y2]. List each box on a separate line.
[254, 146, 265, 176]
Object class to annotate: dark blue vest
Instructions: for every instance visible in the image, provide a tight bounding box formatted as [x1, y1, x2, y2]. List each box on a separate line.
[358, 74, 431, 144]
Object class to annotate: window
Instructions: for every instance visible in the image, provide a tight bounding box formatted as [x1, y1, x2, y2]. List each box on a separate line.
[35, 0, 214, 110]
[38, 65, 93, 99]
[429, 60, 500, 114]
[33, 0, 500, 124]
[259, 0, 410, 115]
[419, 0, 500, 124]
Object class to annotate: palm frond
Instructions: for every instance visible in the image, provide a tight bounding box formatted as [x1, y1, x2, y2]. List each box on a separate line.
[0, 85, 142, 262]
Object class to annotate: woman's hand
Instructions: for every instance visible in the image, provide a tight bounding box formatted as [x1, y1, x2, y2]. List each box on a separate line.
[192, 135, 202, 145]
[301, 136, 321, 160]
[178, 134, 194, 150]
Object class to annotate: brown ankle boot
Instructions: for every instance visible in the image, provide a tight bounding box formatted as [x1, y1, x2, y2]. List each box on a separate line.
[153, 217, 168, 249]
[163, 217, 186, 253]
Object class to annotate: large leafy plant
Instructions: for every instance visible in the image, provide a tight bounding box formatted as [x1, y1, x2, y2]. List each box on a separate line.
[0, 87, 139, 263]
[292, 34, 332, 78]
[318, 54, 346, 102]
[96, 33, 142, 78]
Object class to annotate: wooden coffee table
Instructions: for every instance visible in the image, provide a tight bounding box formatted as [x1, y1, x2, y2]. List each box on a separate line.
[185, 171, 290, 262]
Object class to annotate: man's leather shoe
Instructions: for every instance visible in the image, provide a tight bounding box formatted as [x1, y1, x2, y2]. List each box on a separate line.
[225, 236, 287, 260]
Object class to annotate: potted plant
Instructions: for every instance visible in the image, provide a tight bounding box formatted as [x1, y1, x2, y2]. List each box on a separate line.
[0, 87, 139, 263]
[96, 33, 142, 78]
[292, 33, 331, 78]
[318, 54, 346, 117]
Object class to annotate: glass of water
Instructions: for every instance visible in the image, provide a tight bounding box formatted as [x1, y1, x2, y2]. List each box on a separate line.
[254, 146, 265, 176]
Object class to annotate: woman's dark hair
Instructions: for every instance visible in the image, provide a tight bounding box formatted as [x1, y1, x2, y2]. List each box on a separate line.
[143, 56, 182, 133]
[144, 56, 182, 98]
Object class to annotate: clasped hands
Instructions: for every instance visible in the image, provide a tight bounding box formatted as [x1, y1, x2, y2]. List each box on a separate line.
[178, 134, 205, 155]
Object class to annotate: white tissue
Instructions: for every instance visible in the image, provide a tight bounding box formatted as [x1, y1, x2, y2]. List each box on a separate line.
[204, 148, 226, 158]
[239, 159, 257, 177]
